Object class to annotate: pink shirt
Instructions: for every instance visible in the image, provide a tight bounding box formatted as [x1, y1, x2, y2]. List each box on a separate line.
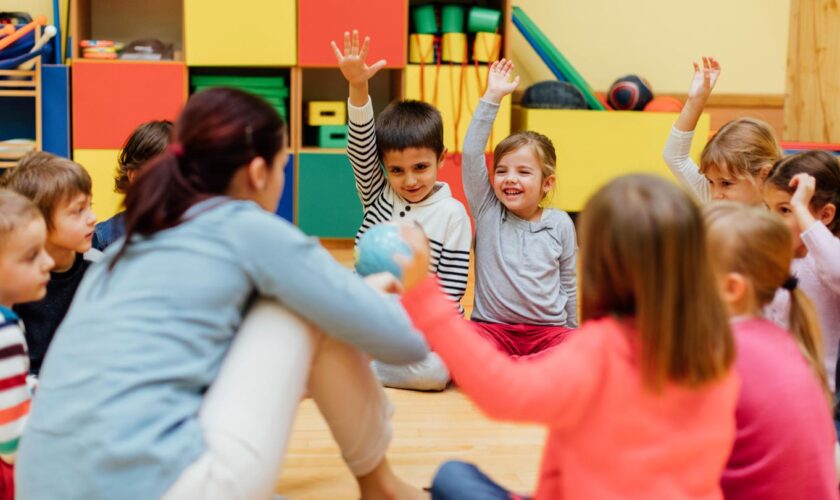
[403, 277, 739, 500]
[723, 318, 837, 499]
[767, 223, 840, 390]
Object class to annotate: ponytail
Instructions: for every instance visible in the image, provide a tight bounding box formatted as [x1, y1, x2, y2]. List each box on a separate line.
[109, 87, 285, 269]
[111, 151, 204, 269]
[788, 287, 832, 405]
[705, 202, 834, 408]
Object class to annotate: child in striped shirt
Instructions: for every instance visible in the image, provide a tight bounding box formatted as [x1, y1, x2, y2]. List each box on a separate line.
[0, 189, 54, 500]
[333, 31, 472, 391]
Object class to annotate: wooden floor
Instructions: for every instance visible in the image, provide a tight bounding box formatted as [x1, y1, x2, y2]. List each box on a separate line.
[275, 241, 544, 498]
[276, 388, 545, 499]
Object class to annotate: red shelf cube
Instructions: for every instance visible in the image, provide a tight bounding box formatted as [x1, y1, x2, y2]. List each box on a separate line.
[298, 0, 407, 67]
[72, 61, 186, 149]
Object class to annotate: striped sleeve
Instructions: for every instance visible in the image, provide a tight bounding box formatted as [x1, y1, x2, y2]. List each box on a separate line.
[0, 309, 31, 463]
[347, 97, 387, 208]
[430, 209, 473, 315]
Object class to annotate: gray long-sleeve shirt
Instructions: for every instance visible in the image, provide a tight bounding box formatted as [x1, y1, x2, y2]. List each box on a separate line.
[463, 100, 578, 327]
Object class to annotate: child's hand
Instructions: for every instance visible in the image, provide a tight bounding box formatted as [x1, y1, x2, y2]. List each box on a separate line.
[789, 173, 819, 233]
[364, 272, 404, 295]
[331, 30, 387, 87]
[483, 59, 520, 104]
[790, 173, 816, 210]
[395, 224, 431, 292]
[687, 56, 720, 102]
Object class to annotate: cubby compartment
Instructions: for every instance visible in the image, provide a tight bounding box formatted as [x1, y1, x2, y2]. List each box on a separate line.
[299, 67, 402, 151]
[406, 0, 509, 66]
[71, 0, 184, 61]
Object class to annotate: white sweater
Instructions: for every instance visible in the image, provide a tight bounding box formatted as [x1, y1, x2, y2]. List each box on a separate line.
[347, 98, 472, 312]
[663, 126, 711, 201]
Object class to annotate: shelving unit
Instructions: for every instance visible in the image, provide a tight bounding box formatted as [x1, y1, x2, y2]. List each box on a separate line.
[0, 62, 42, 168]
[62, 0, 512, 234]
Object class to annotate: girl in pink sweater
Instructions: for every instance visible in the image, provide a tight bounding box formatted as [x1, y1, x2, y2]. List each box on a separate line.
[706, 202, 836, 499]
[400, 174, 738, 499]
[763, 151, 840, 392]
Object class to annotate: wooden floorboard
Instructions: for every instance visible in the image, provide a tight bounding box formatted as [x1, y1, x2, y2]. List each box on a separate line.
[276, 388, 545, 499]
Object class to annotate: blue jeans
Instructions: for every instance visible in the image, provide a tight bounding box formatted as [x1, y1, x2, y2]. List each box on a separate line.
[431, 461, 530, 500]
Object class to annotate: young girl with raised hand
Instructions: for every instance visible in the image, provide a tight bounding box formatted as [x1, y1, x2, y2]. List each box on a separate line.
[705, 202, 836, 499]
[400, 174, 738, 499]
[15, 88, 429, 500]
[763, 151, 840, 391]
[663, 57, 782, 203]
[462, 59, 578, 356]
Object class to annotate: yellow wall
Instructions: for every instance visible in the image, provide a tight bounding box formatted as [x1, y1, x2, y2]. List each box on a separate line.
[510, 0, 790, 95]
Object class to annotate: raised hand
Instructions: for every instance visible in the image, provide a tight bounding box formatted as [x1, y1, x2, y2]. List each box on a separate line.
[331, 30, 387, 87]
[687, 56, 721, 102]
[483, 59, 520, 104]
[790, 173, 816, 211]
[789, 173, 819, 233]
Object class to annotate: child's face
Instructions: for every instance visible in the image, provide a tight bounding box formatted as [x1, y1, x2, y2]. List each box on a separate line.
[0, 218, 54, 306]
[49, 193, 96, 254]
[705, 164, 764, 205]
[382, 147, 442, 203]
[762, 185, 808, 257]
[493, 146, 553, 221]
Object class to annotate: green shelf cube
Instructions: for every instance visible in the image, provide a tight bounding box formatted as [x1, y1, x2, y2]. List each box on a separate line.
[298, 153, 363, 238]
[317, 125, 348, 148]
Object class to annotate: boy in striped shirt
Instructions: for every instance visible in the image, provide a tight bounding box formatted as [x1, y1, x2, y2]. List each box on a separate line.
[0, 189, 54, 499]
[333, 31, 472, 391]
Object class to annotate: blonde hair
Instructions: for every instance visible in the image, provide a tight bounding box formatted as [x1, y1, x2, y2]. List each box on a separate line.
[699, 118, 782, 181]
[704, 202, 830, 401]
[1, 155, 92, 230]
[493, 131, 556, 203]
[0, 188, 42, 249]
[579, 175, 734, 391]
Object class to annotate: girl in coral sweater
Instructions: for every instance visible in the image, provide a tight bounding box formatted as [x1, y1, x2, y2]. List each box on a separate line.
[400, 174, 739, 499]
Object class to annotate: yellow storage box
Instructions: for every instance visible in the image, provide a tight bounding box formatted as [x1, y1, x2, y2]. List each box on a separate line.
[513, 107, 710, 212]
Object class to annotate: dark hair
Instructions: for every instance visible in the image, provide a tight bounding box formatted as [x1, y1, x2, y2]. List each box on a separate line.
[579, 175, 734, 390]
[766, 150, 840, 236]
[117, 88, 285, 265]
[115, 120, 173, 194]
[1, 154, 92, 230]
[375, 100, 444, 159]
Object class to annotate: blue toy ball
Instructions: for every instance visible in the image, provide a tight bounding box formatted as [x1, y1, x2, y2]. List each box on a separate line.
[355, 223, 413, 278]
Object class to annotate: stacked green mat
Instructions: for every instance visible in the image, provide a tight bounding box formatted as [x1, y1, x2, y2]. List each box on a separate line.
[191, 75, 289, 120]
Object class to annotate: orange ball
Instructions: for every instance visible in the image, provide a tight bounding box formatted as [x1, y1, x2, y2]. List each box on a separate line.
[644, 96, 684, 112]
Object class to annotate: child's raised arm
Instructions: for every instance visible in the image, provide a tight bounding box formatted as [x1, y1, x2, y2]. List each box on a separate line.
[663, 57, 720, 200]
[333, 30, 388, 207]
[675, 57, 720, 133]
[790, 173, 840, 294]
[462, 60, 520, 217]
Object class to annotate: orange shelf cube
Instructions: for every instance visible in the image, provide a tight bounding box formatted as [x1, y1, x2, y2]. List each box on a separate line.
[298, 0, 407, 67]
[72, 61, 186, 149]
